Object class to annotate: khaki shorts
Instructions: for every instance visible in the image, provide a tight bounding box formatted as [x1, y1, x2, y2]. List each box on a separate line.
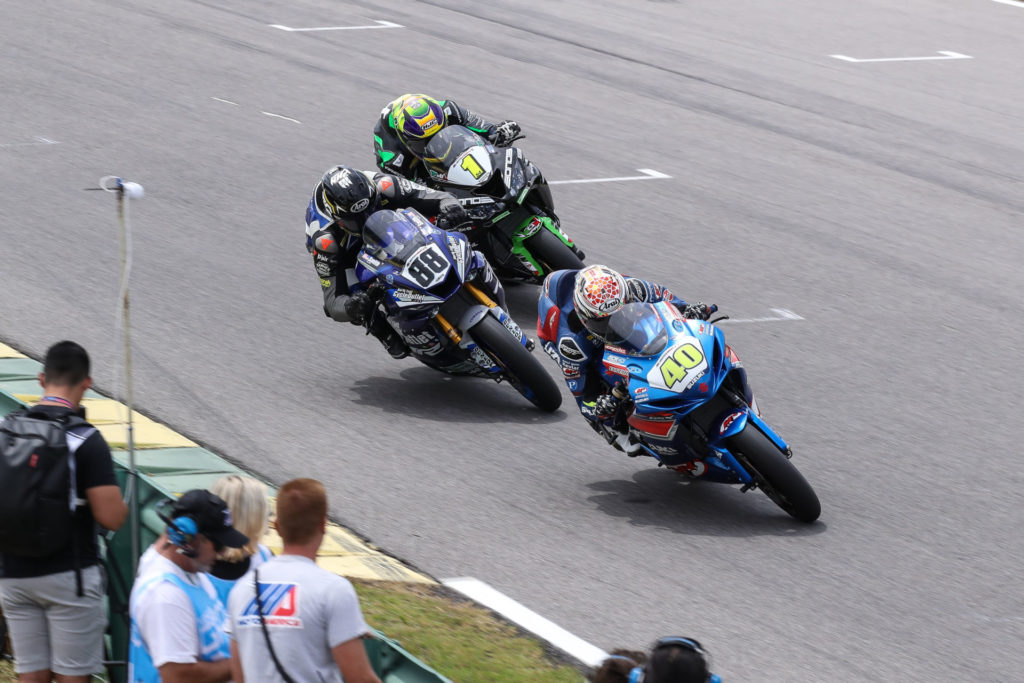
[0, 565, 106, 676]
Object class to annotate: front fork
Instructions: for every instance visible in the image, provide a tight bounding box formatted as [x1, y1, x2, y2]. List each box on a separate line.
[434, 283, 533, 352]
[704, 409, 792, 486]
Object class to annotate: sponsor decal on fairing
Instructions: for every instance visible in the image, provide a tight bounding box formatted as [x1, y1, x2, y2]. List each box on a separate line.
[719, 411, 745, 434]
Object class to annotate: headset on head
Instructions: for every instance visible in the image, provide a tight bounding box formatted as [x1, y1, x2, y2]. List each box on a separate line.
[156, 499, 199, 559]
[627, 637, 722, 683]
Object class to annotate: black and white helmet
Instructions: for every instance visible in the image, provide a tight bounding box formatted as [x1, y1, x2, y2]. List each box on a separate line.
[321, 165, 379, 235]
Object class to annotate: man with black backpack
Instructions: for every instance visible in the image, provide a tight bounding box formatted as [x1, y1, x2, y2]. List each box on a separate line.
[0, 340, 127, 683]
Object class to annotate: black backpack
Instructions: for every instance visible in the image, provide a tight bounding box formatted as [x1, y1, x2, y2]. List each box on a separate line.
[0, 407, 91, 557]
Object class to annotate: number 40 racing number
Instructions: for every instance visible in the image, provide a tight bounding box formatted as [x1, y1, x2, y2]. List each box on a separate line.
[403, 244, 451, 288]
[651, 340, 708, 393]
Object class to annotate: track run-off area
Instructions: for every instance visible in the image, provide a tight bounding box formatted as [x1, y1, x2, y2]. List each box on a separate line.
[2, 0, 1023, 679]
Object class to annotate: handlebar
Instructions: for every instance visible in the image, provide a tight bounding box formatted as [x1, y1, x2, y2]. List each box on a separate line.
[497, 133, 526, 147]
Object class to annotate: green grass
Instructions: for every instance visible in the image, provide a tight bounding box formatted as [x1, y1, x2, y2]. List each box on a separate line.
[354, 580, 586, 683]
[0, 582, 588, 683]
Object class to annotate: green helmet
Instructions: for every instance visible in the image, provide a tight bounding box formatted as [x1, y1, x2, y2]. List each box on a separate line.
[392, 94, 446, 156]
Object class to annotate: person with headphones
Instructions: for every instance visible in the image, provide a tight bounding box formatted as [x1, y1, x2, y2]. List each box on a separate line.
[128, 489, 249, 683]
[593, 637, 722, 683]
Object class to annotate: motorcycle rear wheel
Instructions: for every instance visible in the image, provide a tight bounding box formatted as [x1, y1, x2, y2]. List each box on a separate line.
[728, 426, 821, 523]
[470, 315, 562, 412]
[526, 226, 585, 274]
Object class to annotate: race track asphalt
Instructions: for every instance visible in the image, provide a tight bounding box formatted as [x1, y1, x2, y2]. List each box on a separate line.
[2, 0, 1022, 679]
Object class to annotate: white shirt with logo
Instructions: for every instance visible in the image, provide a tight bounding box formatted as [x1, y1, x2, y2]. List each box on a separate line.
[130, 548, 228, 668]
[226, 554, 370, 683]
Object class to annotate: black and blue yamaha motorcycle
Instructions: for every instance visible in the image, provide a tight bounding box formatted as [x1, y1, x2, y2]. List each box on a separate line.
[353, 208, 562, 412]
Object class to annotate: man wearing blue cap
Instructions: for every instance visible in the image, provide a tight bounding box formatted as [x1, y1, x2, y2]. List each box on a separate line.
[128, 489, 249, 683]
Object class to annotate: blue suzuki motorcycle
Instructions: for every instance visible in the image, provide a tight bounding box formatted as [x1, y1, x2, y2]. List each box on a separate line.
[595, 301, 820, 522]
[353, 208, 562, 412]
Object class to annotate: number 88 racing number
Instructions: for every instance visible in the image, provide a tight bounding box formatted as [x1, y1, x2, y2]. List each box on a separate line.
[403, 244, 451, 288]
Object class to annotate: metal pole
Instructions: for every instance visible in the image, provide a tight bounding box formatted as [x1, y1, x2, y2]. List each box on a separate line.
[116, 185, 140, 577]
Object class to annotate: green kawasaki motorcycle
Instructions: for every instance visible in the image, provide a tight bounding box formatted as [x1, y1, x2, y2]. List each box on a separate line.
[421, 125, 586, 283]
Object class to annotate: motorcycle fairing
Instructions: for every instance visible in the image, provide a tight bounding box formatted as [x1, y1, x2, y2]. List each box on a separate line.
[600, 302, 766, 482]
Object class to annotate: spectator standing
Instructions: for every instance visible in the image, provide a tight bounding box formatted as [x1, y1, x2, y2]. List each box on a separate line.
[128, 489, 248, 683]
[0, 340, 127, 683]
[206, 475, 274, 606]
[227, 478, 380, 683]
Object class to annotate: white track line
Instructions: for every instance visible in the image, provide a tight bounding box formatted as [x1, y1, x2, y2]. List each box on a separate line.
[442, 577, 609, 668]
[0, 136, 58, 148]
[262, 112, 302, 124]
[211, 97, 238, 105]
[269, 20, 403, 31]
[718, 308, 804, 324]
[990, 0, 1024, 7]
[549, 168, 671, 185]
[830, 51, 972, 63]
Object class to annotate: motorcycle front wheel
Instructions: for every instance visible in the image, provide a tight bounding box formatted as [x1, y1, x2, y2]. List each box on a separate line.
[728, 426, 821, 523]
[470, 315, 562, 412]
[526, 226, 585, 274]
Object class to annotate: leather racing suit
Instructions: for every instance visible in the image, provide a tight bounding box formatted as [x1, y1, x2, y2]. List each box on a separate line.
[536, 269, 690, 427]
[305, 170, 467, 323]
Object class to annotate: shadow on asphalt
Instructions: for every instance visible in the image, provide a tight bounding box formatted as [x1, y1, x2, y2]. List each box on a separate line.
[585, 467, 827, 537]
[347, 367, 569, 425]
[502, 281, 543, 329]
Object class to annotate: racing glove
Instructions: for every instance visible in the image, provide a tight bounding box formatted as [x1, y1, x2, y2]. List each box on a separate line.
[343, 291, 374, 325]
[437, 200, 472, 232]
[680, 301, 718, 321]
[594, 393, 621, 420]
[595, 382, 629, 418]
[492, 120, 522, 147]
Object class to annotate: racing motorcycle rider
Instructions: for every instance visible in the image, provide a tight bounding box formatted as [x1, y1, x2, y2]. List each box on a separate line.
[306, 164, 472, 358]
[374, 93, 522, 182]
[537, 265, 716, 454]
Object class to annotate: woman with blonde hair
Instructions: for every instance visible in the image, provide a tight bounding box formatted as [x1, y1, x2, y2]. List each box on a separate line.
[205, 475, 274, 605]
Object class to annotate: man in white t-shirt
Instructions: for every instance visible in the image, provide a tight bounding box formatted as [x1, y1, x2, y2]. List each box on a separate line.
[227, 478, 381, 683]
[128, 489, 250, 683]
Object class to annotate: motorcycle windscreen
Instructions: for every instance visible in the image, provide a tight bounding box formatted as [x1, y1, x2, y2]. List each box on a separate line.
[362, 210, 430, 267]
[423, 126, 494, 187]
[601, 303, 670, 356]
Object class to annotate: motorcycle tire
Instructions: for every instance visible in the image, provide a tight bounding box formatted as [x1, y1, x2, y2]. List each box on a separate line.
[728, 426, 821, 523]
[469, 314, 562, 412]
[525, 226, 585, 273]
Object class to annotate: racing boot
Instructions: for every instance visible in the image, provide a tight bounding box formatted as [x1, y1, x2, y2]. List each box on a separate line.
[613, 431, 645, 457]
[368, 317, 410, 359]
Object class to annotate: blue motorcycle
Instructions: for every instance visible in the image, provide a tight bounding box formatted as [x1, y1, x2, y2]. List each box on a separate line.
[596, 301, 820, 522]
[353, 208, 562, 412]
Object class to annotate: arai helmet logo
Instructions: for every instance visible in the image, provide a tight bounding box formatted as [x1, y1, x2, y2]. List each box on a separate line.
[349, 198, 370, 213]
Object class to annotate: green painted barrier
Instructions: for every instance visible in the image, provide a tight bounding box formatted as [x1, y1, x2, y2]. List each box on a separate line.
[1, 362, 451, 683]
[0, 388, 24, 416]
[368, 629, 455, 683]
[0, 358, 40, 381]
